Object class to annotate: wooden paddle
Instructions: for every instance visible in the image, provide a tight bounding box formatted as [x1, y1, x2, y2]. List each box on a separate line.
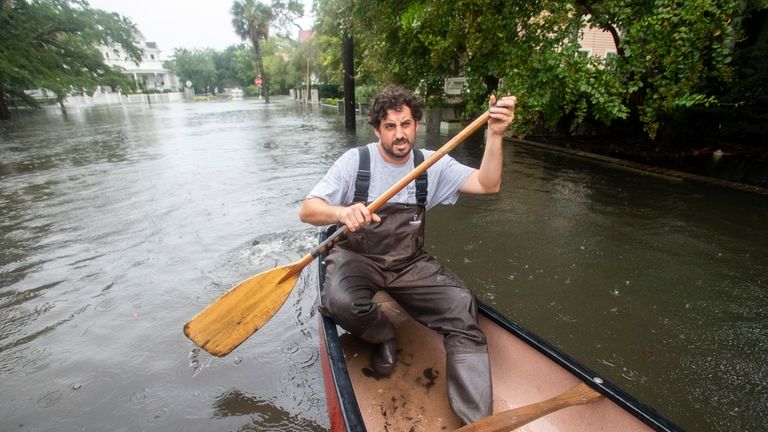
[184, 110, 492, 357]
[455, 382, 604, 432]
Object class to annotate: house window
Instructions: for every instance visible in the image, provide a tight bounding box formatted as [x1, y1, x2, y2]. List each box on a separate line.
[577, 49, 590, 58]
[605, 51, 618, 60]
[150, 54, 155, 60]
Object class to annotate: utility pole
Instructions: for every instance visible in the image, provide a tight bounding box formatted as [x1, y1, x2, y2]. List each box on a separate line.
[342, 34, 355, 131]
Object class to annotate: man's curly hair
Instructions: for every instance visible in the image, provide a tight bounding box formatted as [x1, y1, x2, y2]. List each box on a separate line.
[367, 85, 423, 129]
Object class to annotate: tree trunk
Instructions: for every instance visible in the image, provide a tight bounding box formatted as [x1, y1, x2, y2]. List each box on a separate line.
[0, 86, 10, 120]
[260, 60, 270, 103]
[252, 40, 270, 103]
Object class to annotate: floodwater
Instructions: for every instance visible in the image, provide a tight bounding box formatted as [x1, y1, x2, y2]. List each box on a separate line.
[0, 98, 766, 432]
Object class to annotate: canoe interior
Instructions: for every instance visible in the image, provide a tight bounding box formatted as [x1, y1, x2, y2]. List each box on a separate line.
[317, 229, 681, 432]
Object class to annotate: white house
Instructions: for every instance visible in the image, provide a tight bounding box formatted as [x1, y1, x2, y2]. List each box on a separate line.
[99, 31, 179, 91]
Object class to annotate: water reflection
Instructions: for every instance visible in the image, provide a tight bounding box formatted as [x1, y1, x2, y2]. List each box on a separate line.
[0, 100, 333, 431]
[212, 388, 325, 431]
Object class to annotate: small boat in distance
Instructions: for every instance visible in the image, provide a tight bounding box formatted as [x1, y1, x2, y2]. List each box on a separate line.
[316, 227, 682, 431]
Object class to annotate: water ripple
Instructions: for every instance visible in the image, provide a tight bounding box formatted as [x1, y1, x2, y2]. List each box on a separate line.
[37, 389, 64, 408]
[0, 280, 63, 309]
[0, 304, 66, 353]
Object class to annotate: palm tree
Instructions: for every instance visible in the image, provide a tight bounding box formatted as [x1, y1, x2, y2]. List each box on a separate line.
[232, 0, 275, 102]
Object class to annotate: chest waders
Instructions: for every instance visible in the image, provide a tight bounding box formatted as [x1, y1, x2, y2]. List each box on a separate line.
[319, 146, 493, 424]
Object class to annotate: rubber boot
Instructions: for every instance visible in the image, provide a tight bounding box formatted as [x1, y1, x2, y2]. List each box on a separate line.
[446, 351, 493, 425]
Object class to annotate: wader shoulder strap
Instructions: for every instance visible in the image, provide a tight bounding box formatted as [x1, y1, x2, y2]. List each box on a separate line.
[353, 146, 428, 207]
[353, 146, 370, 203]
[413, 149, 428, 207]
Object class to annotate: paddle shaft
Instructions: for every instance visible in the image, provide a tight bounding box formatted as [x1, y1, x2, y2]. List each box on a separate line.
[455, 382, 603, 432]
[281, 110, 492, 282]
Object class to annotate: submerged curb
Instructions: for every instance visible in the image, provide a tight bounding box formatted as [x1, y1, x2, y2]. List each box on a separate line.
[510, 138, 768, 196]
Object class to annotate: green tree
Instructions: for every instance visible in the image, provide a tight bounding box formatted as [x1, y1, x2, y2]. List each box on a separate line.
[230, 0, 303, 103]
[165, 48, 218, 95]
[313, 0, 766, 139]
[311, 0, 349, 93]
[288, 36, 314, 100]
[310, 32, 342, 90]
[570, 0, 759, 137]
[213, 46, 243, 91]
[164, 40, 301, 98]
[231, 44, 259, 86]
[493, 2, 628, 134]
[0, 0, 141, 119]
[263, 37, 298, 94]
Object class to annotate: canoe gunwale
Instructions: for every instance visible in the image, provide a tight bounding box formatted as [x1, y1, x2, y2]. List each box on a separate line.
[319, 313, 366, 431]
[317, 236, 366, 432]
[316, 227, 682, 432]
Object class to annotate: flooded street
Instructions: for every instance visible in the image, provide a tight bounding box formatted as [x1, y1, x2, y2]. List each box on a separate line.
[1, 98, 766, 431]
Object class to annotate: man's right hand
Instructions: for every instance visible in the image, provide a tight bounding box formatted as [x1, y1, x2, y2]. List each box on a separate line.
[336, 203, 381, 232]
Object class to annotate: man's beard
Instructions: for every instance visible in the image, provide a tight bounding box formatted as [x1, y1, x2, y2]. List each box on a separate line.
[382, 138, 413, 160]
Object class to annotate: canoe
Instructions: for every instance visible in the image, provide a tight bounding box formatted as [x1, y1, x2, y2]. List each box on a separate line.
[316, 228, 682, 432]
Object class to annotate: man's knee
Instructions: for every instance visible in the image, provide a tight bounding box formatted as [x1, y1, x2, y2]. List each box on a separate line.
[322, 280, 375, 319]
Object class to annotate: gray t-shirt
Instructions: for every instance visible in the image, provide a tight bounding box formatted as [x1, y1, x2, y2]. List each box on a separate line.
[307, 142, 475, 210]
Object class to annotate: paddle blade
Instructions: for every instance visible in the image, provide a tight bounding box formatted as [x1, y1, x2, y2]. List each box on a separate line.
[184, 263, 300, 357]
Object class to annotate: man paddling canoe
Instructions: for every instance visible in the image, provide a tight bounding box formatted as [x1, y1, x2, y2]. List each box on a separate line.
[299, 85, 516, 424]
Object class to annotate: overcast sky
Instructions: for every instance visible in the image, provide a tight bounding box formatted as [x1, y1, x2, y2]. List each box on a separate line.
[87, 0, 314, 57]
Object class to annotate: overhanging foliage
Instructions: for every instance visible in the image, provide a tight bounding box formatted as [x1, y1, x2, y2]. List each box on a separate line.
[313, 0, 767, 138]
[0, 0, 142, 119]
